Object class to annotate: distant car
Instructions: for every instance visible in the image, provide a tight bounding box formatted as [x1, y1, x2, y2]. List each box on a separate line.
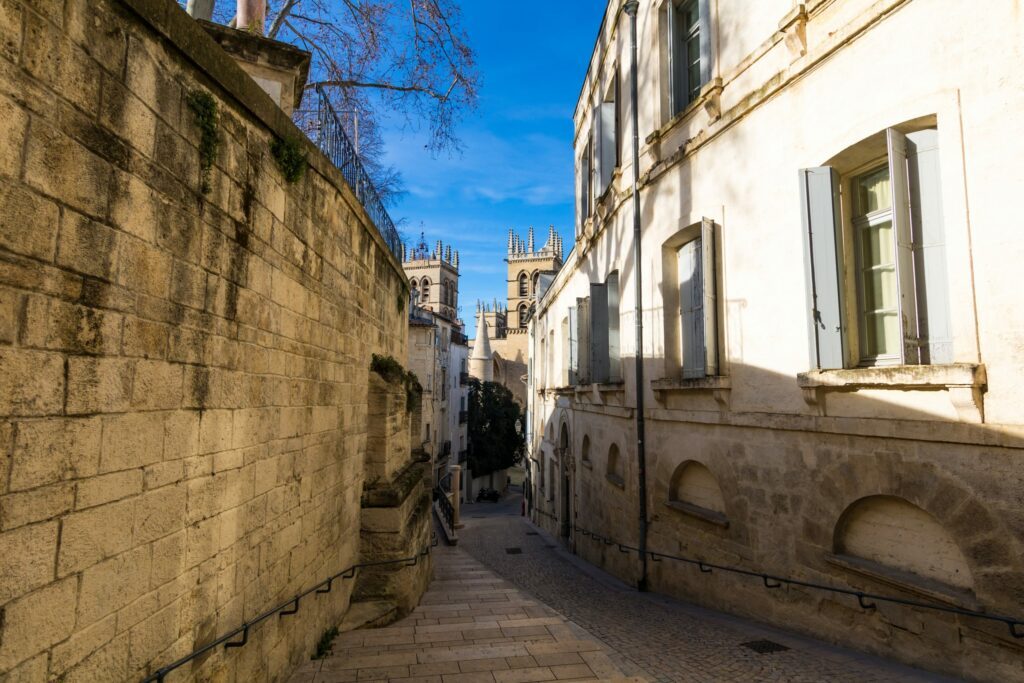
[476, 487, 500, 502]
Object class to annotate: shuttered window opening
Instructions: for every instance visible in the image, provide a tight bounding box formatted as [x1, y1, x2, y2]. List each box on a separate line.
[577, 297, 591, 385]
[677, 219, 718, 379]
[668, 0, 712, 116]
[800, 126, 952, 369]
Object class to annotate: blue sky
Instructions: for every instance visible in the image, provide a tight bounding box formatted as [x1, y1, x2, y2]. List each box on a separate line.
[381, 3, 605, 337]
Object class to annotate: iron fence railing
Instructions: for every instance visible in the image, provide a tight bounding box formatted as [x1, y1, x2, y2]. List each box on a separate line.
[564, 522, 1024, 640]
[141, 536, 437, 682]
[313, 86, 402, 261]
[434, 486, 455, 533]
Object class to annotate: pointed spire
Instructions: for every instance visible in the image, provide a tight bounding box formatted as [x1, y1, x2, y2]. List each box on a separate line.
[454, 250, 460, 268]
[445, 245, 451, 263]
[401, 243, 407, 261]
[507, 228, 514, 254]
[528, 226, 535, 253]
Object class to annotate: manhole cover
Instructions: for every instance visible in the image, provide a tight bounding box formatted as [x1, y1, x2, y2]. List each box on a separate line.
[505, 547, 523, 554]
[526, 532, 539, 536]
[741, 640, 789, 654]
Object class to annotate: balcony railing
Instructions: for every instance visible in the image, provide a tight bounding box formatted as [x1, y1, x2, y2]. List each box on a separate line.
[313, 86, 401, 261]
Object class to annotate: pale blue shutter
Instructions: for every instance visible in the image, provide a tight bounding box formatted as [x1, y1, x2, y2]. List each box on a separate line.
[906, 128, 953, 364]
[700, 219, 718, 376]
[679, 239, 706, 378]
[592, 108, 603, 198]
[590, 283, 610, 384]
[667, 0, 681, 115]
[607, 274, 621, 381]
[799, 167, 846, 369]
[888, 129, 917, 365]
[600, 102, 616, 192]
[698, 0, 713, 87]
[568, 306, 579, 385]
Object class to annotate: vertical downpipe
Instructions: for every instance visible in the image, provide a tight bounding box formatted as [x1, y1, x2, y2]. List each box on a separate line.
[623, 1, 648, 592]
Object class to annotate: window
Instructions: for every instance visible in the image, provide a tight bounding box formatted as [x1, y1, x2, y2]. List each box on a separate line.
[668, 461, 727, 526]
[421, 278, 430, 300]
[518, 303, 529, 329]
[581, 435, 591, 466]
[579, 143, 592, 232]
[410, 279, 419, 304]
[518, 272, 529, 297]
[667, 0, 710, 115]
[801, 126, 952, 368]
[677, 220, 718, 379]
[532, 271, 540, 295]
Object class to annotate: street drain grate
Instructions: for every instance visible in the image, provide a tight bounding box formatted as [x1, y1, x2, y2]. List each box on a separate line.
[526, 532, 539, 536]
[741, 640, 789, 654]
[505, 547, 523, 554]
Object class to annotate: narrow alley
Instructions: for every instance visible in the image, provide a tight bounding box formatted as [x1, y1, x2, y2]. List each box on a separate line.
[292, 490, 959, 683]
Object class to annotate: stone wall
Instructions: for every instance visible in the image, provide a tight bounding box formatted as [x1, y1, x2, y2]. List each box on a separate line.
[0, 0, 422, 680]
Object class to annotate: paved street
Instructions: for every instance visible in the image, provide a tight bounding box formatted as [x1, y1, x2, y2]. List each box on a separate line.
[289, 545, 640, 682]
[455, 490, 959, 683]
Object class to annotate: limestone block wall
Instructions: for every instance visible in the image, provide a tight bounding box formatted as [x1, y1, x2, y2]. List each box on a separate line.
[0, 0, 413, 681]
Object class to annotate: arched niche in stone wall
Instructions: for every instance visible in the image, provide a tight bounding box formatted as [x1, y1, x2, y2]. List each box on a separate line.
[833, 495, 974, 592]
[666, 460, 728, 527]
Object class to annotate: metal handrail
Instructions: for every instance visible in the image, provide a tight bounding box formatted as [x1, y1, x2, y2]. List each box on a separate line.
[141, 536, 437, 682]
[567, 523, 1023, 639]
[313, 86, 402, 262]
[434, 486, 455, 533]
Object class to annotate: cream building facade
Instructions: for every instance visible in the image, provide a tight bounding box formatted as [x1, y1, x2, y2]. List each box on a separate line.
[528, 1, 1024, 680]
[403, 236, 468, 484]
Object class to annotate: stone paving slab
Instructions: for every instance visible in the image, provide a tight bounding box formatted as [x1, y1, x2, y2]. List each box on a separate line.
[288, 549, 632, 683]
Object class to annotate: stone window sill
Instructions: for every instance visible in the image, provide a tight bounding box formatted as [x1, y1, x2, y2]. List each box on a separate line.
[574, 381, 626, 395]
[797, 364, 987, 423]
[665, 500, 729, 528]
[652, 376, 731, 409]
[606, 473, 625, 489]
[825, 553, 979, 611]
[581, 458, 593, 469]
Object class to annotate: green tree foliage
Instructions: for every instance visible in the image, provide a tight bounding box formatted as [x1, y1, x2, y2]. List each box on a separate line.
[467, 378, 524, 477]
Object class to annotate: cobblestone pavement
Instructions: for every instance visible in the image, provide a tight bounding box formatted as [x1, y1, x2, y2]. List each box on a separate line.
[289, 547, 642, 682]
[456, 491, 959, 683]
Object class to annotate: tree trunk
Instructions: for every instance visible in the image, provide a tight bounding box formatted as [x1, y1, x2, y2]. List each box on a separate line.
[186, 0, 215, 21]
[236, 0, 266, 35]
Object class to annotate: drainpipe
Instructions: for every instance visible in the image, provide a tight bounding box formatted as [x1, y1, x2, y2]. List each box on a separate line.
[623, 0, 648, 593]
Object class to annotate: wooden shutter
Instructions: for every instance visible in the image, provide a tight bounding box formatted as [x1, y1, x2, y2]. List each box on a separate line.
[592, 107, 603, 199]
[577, 297, 591, 384]
[607, 274, 621, 381]
[698, 0, 713, 87]
[906, 128, 953, 364]
[700, 219, 718, 376]
[568, 306, 579, 385]
[590, 283, 610, 384]
[799, 167, 846, 369]
[600, 101, 616, 193]
[667, 0, 680, 115]
[679, 239, 706, 378]
[888, 128, 918, 364]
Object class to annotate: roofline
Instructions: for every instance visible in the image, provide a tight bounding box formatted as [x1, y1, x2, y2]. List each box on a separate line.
[573, 0, 619, 122]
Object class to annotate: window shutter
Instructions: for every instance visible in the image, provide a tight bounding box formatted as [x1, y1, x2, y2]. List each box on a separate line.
[568, 306, 579, 385]
[577, 297, 591, 384]
[600, 101, 616, 192]
[698, 0, 712, 87]
[679, 239, 706, 379]
[799, 167, 846, 369]
[701, 218, 718, 376]
[667, 0, 680, 115]
[906, 128, 953, 364]
[887, 128, 918, 365]
[590, 283, 610, 384]
[592, 107, 603, 199]
[607, 275, 621, 381]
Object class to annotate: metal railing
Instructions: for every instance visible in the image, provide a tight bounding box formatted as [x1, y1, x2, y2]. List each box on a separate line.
[142, 536, 437, 682]
[566, 522, 1023, 640]
[313, 86, 402, 262]
[434, 486, 455, 533]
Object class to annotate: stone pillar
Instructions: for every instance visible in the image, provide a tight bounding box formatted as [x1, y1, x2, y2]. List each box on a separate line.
[237, 0, 267, 35]
[451, 465, 462, 528]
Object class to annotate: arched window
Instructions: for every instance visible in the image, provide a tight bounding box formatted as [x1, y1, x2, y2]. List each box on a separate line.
[518, 272, 528, 297]
[835, 496, 973, 590]
[532, 270, 540, 294]
[442, 281, 449, 307]
[668, 461, 727, 526]
[410, 279, 419, 304]
[581, 435, 591, 465]
[606, 444, 624, 488]
[518, 303, 529, 328]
